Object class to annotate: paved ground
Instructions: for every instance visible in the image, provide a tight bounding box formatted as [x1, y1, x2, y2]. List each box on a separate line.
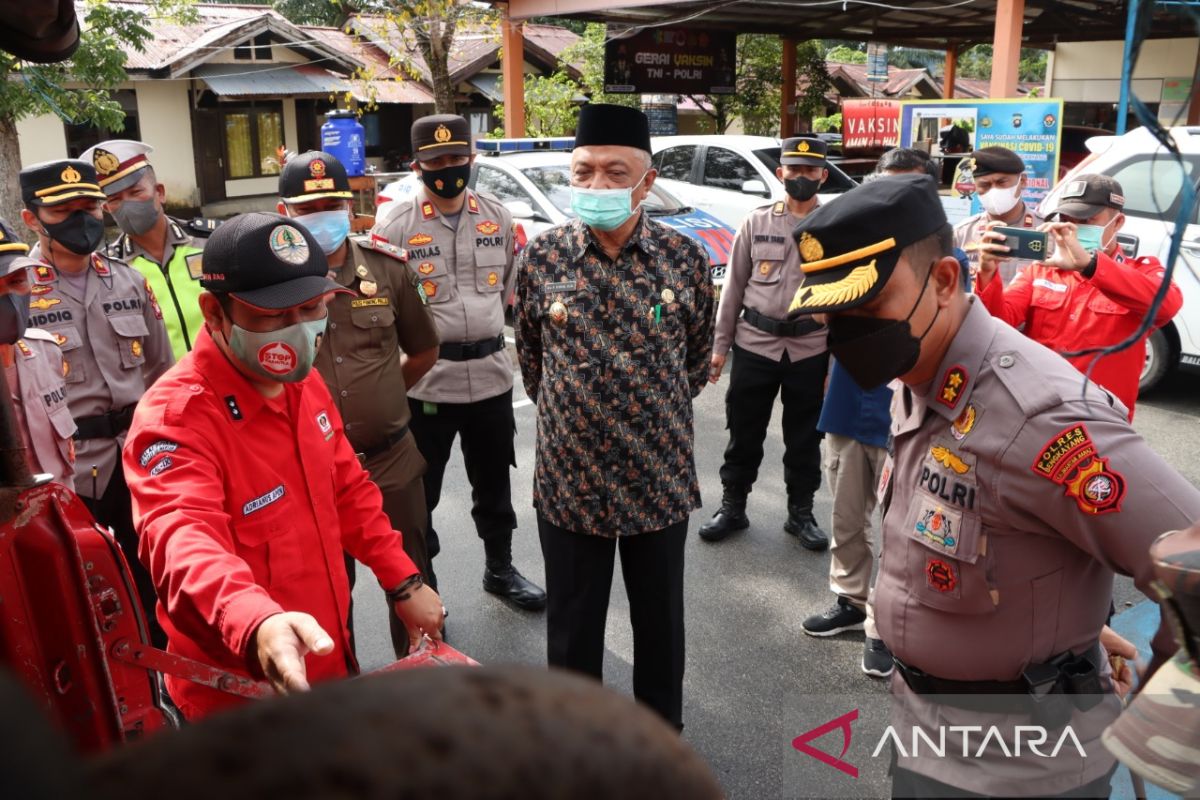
[351, 340, 1200, 800]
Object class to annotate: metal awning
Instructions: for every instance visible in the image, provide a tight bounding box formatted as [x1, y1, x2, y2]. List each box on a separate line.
[468, 73, 503, 102]
[194, 63, 348, 98]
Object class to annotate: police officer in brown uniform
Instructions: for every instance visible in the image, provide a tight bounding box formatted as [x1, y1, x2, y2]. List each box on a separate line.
[372, 114, 545, 609]
[953, 146, 1045, 286]
[700, 136, 829, 549]
[278, 150, 441, 656]
[19, 159, 174, 646]
[0, 218, 75, 488]
[789, 174, 1200, 798]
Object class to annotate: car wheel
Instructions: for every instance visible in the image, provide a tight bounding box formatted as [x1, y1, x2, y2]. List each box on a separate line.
[1139, 328, 1172, 393]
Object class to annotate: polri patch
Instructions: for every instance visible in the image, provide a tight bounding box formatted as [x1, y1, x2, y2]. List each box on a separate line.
[937, 365, 968, 408]
[139, 440, 178, 468]
[925, 557, 958, 594]
[243, 485, 285, 516]
[929, 446, 969, 475]
[1032, 423, 1126, 515]
[914, 504, 959, 553]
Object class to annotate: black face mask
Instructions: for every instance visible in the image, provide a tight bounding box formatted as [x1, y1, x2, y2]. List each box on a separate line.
[784, 176, 821, 202]
[42, 210, 105, 255]
[826, 263, 941, 390]
[420, 164, 471, 200]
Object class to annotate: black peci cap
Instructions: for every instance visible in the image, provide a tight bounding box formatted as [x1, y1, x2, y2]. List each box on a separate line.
[279, 151, 353, 204]
[788, 173, 947, 316]
[574, 103, 651, 154]
[199, 212, 347, 310]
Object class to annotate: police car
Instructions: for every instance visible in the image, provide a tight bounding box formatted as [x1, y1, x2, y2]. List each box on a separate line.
[1039, 125, 1200, 392]
[376, 138, 737, 287]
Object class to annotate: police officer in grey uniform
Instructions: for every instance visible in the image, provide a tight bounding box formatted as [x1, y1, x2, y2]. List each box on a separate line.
[0, 218, 75, 489]
[700, 136, 829, 549]
[372, 114, 545, 610]
[19, 159, 174, 645]
[789, 174, 1200, 798]
[953, 146, 1045, 286]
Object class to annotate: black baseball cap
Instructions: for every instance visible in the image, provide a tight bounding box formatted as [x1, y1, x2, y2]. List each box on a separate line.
[199, 212, 347, 310]
[1050, 174, 1125, 220]
[788, 173, 947, 317]
[0, 217, 31, 274]
[279, 151, 353, 204]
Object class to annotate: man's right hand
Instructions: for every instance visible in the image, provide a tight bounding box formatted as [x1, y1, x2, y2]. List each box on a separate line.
[972, 221, 1011, 287]
[250, 612, 335, 696]
[708, 352, 727, 384]
[393, 583, 445, 650]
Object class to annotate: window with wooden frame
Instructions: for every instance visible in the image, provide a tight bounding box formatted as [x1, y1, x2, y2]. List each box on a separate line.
[222, 102, 284, 179]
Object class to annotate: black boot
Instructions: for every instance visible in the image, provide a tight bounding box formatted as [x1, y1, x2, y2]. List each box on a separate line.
[698, 484, 750, 542]
[784, 504, 829, 551]
[482, 536, 547, 612]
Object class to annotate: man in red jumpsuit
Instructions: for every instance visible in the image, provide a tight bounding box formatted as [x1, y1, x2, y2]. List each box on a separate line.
[123, 212, 444, 720]
[973, 174, 1182, 419]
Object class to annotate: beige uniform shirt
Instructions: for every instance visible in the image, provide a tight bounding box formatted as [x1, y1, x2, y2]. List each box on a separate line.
[26, 254, 174, 497]
[875, 298, 1200, 793]
[313, 236, 440, 456]
[9, 329, 76, 489]
[372, 188, 516, 404]
[713, 200, 826, 361]
[953, 205, 1045, 286]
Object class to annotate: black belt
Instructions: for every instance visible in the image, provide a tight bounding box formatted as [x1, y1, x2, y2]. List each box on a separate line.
[356, 424, 409, 463]
[439, 334, 505, 362]
[74, 404, 137, 441]
[742, 307, 822, 338]
[894, 644, 1105, 716]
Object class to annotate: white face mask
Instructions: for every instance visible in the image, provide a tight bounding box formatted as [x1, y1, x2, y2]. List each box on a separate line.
[978, 183, 1022, 217]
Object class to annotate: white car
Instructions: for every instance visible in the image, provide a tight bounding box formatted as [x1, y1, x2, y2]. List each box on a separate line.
[375, 145, 738, 285]
[1038, 125, 1200, 391]
[649, 135, 859, 229]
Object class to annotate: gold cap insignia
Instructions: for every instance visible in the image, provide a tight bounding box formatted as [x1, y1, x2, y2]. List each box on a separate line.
[434, 124, 452, 144]
[798, 232, 824, 263]
[798, 140, 810, 153]
[61, 166, 82, 184]
[93, 149, 120, 176]
[310, 159, 327, 178]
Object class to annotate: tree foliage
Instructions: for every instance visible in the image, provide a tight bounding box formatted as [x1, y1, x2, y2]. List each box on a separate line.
[825, 44, 866, 64]
[493, 71, 580, 137]
[956, 44, 1048, 84]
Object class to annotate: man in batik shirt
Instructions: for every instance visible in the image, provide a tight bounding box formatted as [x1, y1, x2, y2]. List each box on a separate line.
[514, 103, 714, 730]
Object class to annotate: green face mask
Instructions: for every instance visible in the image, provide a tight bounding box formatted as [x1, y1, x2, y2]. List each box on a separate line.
[228, 314, 328, 383]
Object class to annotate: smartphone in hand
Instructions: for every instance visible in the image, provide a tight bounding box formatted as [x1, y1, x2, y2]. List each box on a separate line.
[993, 226, 1051, 261]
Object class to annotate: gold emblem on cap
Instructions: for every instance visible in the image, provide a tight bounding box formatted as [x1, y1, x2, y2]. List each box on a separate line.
[661, 288, 675, 304]
[798, 232, 824, 263]
[434, 124, 452, 144]
[93, 149, 120, 177]
[549, 301, 567, 324]
[61, 166, 82, 184]
[798, 140, 810, 153]
[360, 280, 377, 297]
[310, 159, 327, 178]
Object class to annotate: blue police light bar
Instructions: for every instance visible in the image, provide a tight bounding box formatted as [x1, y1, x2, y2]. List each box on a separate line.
[476, 137, 575, 155]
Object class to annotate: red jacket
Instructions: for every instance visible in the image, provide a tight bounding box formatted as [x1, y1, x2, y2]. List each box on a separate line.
[975, 249, 1182, 420]
[123, 329, 419, 719]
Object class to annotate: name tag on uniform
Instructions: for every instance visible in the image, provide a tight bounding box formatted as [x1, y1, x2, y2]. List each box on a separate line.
[545, 280, 576, 294]
[350, 297, 390, 308]
[1032, 278, 1068, 293]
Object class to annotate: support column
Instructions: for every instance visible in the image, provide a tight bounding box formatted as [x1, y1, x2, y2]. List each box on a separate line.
[989, 0, 1024, 99]
[502, 6, 526, 138]
[781, 37, 797, 138]
[944, 45, 957, 99]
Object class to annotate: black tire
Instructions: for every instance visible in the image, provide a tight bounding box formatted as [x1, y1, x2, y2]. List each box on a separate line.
[1139, 327, 1173, 393]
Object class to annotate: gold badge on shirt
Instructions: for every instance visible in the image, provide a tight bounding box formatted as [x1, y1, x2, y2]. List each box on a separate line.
[360, 280, 378, 297]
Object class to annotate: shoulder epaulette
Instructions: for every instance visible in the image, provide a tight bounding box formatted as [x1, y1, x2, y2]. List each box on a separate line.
[186, 217, 221, 237]
[771, 201, 786, 215]
[358, 234, 408, 262]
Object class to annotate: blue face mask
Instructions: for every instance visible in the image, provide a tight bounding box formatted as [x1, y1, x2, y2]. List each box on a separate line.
[570, 172, 648, 231]
[292, 209, 350, 254]
[1074, 224, 1103, 253]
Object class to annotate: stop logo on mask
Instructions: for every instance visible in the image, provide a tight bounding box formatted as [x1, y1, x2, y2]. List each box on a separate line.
[258, 341, 298, 375]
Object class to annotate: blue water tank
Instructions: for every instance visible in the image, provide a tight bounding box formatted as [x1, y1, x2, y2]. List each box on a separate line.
[321, 110, 366, 176]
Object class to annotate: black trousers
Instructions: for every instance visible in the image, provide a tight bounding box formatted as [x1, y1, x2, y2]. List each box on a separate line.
[538, 516, 687, 729]
[408, 389, 517, 573]
[719, 344, 829, 505]
[94, 464, 166, 649]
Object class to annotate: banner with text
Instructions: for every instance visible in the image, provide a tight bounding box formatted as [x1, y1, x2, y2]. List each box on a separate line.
[842, 98, 901, 151]
[899, 98, 1064, 211]
[604, 27, 737, 95]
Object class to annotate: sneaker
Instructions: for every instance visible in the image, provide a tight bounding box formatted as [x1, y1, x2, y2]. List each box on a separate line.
[862, 637, 895, 678]
[802, 597, 866, 637]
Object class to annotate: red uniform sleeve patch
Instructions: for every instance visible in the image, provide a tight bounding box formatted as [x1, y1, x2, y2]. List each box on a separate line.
[1031, 423, 1127, 515]
[926, 557, 958, 593]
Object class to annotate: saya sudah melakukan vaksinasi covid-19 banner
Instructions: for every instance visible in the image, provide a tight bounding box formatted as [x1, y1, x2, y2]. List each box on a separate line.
[899, 98, 1065, 214]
